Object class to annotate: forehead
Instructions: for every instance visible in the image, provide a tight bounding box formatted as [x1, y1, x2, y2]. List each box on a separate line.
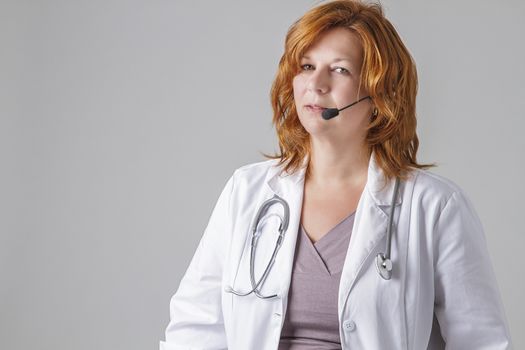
[301, 27, 363, 65]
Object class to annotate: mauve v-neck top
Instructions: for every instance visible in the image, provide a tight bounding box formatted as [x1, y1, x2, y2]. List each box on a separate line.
[278, 211, 356, 350]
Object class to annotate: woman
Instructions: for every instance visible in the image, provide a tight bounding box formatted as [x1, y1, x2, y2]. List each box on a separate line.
[160, 1, 512, 349]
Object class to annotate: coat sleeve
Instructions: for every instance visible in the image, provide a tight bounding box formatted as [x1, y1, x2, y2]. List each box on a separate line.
[160, 173, 235, 350]
[432, 190, 513, 349]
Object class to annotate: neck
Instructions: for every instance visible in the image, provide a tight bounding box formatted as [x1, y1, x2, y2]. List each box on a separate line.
[305, 139, 371, 189]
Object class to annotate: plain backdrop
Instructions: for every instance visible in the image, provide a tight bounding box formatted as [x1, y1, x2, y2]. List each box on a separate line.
[1, 0, 524, 349]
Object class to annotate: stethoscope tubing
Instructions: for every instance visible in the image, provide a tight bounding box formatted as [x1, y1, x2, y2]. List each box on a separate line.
[226, 194, 289, 299]
[385, 177, 400, 259]
[376, 177, 400, 280]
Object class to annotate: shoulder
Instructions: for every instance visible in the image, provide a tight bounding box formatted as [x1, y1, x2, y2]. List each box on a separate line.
[407, 167, 473, 212]
[411, 168, 463, 196]
[230, 158, 282, 185]
[221, 158, 283, 214]
[403, 169, 484, 243]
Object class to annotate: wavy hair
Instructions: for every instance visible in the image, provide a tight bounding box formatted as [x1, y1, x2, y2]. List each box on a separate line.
[263, 0, 435, 181]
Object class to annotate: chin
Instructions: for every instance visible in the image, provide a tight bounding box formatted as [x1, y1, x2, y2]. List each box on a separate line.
[301, 122, 332, 137]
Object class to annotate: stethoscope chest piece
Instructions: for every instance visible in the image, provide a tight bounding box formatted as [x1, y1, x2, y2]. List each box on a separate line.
[376, 252, 393, 280]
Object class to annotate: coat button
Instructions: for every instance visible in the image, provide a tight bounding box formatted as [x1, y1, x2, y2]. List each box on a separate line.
[343, 320, 356, 331]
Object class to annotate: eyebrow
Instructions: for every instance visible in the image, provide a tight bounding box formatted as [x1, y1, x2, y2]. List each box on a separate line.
[301, 55, 353, 63]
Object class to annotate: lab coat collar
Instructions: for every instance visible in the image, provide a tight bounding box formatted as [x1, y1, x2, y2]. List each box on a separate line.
[265, 151, 402, 207]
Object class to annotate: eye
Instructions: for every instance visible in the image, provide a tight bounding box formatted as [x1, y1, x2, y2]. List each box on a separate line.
[300, 64, 314, 71]
[299, 64, 350, 75]
[333, 66, 350, 75]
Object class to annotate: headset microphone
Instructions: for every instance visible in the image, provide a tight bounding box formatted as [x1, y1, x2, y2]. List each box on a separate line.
[321, 95, 371, 120]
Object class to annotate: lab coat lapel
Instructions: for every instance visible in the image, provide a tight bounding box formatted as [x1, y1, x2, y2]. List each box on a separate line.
[263, 153, 402, 312]
[338, 152, 403, 309]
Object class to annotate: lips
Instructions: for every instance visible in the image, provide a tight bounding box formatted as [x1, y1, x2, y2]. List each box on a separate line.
[305, 104, 327, 111]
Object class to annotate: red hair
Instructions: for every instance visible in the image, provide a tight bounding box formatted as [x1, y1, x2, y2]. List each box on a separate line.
[264, 0, 434, 180]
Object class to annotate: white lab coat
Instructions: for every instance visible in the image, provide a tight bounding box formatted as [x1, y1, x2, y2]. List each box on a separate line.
[160, 152, 512, 350]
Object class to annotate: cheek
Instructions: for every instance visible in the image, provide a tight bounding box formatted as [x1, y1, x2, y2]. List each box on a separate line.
[292, 76, 305, 97]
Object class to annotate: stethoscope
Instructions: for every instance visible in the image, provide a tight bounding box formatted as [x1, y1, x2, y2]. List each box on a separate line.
[225, 177, 400, 299]
[375, 176, 400, 280]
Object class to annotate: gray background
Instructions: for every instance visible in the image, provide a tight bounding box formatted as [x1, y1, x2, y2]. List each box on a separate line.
[1, 0, 523, 349]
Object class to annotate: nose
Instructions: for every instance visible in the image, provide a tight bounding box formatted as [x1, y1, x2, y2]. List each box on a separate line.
[306, 68, 330, 94]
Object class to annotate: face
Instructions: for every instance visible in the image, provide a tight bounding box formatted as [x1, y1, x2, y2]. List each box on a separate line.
[293, 27, 373, 144]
